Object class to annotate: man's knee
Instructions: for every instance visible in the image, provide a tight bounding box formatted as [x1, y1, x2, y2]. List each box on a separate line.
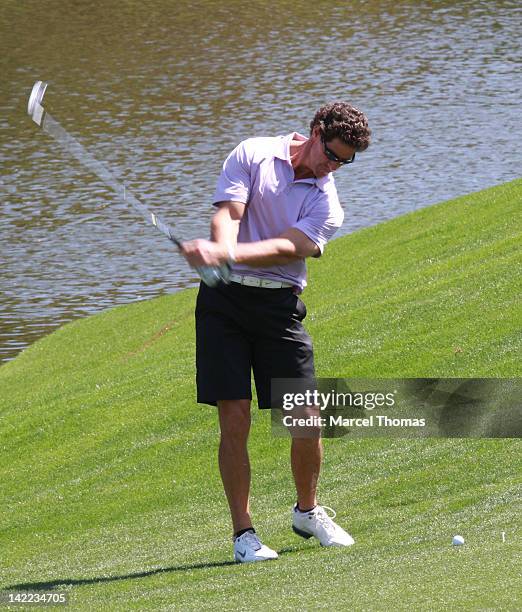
[218, 399, 251, 440]
[286, 405, 322, 439]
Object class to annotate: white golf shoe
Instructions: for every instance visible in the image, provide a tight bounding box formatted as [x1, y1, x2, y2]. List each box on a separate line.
[292, 504, 355, 547]
[233, 530, 278, 563]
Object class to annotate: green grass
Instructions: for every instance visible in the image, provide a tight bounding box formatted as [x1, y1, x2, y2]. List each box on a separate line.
[1, 179, 521, 610]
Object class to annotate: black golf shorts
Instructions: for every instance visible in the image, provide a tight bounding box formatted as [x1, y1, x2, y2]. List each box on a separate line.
[195, 281, 315, 408]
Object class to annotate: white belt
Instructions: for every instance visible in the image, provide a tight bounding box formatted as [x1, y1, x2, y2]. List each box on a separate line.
[230, 273, 293, 289]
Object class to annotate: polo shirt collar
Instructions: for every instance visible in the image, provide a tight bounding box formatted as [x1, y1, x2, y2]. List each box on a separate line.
[274, 132, 331, 192]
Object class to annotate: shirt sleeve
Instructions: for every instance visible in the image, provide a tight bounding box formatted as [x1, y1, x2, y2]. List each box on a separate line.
[212, 140, 251, 206]
[292, 190, 344, 255]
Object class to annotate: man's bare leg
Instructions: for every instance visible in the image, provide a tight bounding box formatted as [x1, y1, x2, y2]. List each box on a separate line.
[217, 399, 252, 533]
[291, 431, 354, 547]
[291, 436, 323, 510]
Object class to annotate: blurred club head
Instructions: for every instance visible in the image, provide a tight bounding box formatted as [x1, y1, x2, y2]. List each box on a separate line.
[28, 80, 48, 124]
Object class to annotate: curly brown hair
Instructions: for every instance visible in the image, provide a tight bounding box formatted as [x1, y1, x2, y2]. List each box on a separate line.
[310, 102, 371, 151]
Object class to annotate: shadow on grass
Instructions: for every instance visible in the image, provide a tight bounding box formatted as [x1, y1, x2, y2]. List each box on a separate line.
[2, 546, 303, 592]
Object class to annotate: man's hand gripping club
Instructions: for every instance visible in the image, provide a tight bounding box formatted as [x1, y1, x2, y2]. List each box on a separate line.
[180, 240, 234, 287]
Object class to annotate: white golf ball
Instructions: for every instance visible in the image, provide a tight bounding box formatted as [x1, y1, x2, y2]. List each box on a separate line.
[452, 535, 465, 546]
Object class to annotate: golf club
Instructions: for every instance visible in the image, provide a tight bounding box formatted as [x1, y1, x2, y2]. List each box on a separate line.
[27, 80, 231, 287]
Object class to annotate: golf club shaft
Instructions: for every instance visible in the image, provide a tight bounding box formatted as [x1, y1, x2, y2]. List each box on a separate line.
[28, 80, 230, 288]
[41, 112, 182, 247]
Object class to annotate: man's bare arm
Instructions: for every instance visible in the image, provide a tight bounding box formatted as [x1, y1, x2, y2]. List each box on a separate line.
[181, 201, 319, 268]
[234, 228, 319, 267]
[211, 201, 244, 245]
[181, 201, 243, 267]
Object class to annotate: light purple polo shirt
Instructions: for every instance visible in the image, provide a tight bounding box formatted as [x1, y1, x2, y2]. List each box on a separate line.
[212, 132, 344, 291]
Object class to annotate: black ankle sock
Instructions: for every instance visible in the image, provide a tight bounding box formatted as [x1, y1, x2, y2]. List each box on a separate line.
[234, 527, 255, 540]
[297, 503, 316, 513]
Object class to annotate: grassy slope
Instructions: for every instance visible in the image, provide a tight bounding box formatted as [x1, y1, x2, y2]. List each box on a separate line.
[0, 180, 521, 611]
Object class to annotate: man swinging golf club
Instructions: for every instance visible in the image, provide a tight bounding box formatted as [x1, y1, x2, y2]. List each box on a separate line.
[182, 102, 371, 563]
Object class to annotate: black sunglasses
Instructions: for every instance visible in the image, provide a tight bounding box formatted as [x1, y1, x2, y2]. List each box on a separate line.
[321, 135, 356, 165]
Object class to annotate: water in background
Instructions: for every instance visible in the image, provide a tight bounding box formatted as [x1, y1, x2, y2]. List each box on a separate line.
[1, 0, 521, 363]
